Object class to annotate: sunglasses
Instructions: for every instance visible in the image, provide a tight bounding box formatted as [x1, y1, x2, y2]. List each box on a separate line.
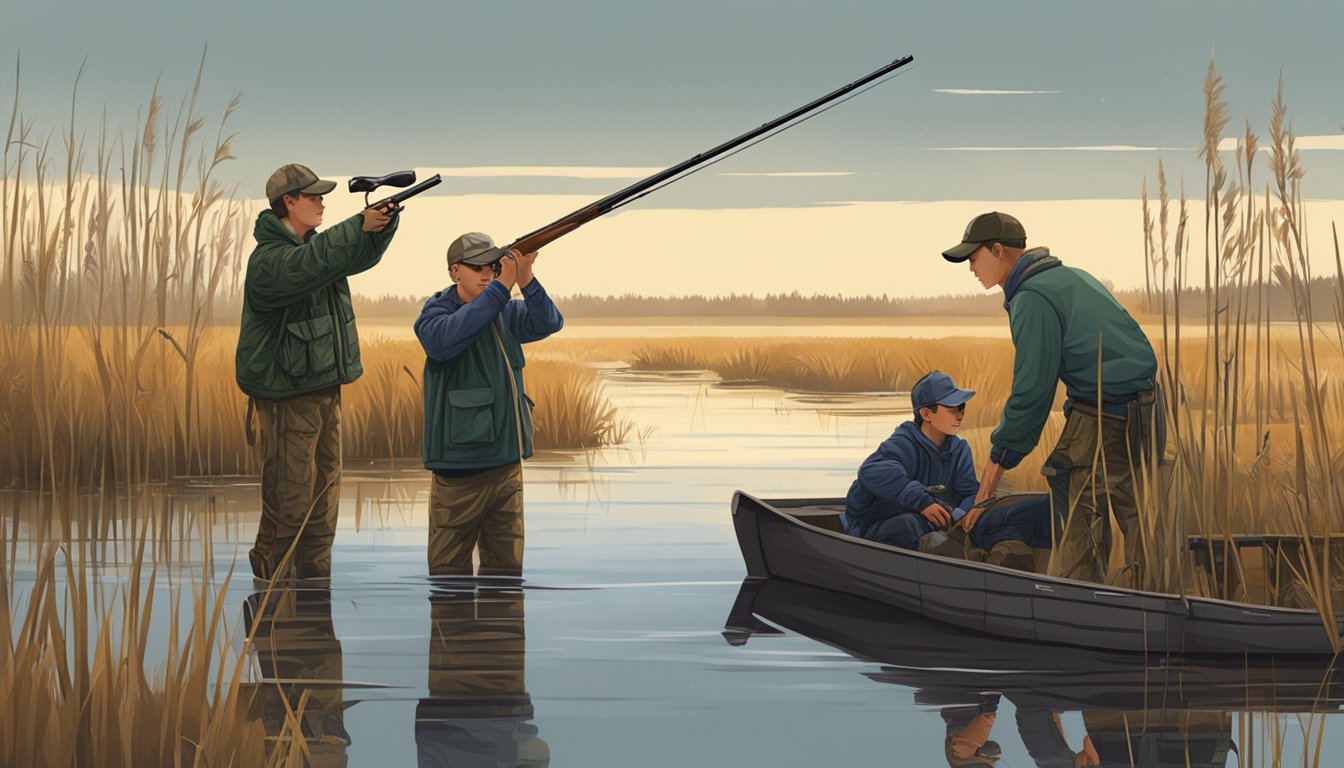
[457, 260, 501, 276]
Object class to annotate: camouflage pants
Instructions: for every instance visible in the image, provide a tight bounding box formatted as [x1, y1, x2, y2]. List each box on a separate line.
[1044, 390, 1163, 586]
[428, 464, 524, 577]
[250, 388, 342, 580]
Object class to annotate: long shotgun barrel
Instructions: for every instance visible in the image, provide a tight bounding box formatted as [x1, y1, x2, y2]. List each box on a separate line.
[502, 55, 914, 255]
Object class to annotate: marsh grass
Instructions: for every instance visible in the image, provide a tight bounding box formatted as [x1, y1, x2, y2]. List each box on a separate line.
[1134, 58, 1344, 633]
[0, 494, 301, 766]
[0, 327, 635, 487]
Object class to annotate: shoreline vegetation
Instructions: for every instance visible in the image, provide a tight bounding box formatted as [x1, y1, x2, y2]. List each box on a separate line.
[349, 279, 1344, 323]
[3, 55, 1344, 763]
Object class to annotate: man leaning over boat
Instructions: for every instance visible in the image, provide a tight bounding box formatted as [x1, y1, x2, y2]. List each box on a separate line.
[942, 212, 1165, 588]
[841, 372, 1044, 571]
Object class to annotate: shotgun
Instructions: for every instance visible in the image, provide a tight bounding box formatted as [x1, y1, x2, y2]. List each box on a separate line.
[500, 55, 914, 255]
[349, 170, 443, 215]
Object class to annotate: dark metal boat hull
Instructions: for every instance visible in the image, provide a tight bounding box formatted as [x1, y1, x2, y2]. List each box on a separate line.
[731, 491, 1344, 655]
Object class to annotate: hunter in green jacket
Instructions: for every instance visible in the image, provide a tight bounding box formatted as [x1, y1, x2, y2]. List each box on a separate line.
[941, 212, 1164, 587]
[237, 163, 400, 581]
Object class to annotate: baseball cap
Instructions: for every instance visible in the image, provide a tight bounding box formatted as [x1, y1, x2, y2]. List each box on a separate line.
[911, 371, 976, 412]
[941, 211, 1027, 263]
[265, 164, 337, 200]
[447, 232, 505, 267]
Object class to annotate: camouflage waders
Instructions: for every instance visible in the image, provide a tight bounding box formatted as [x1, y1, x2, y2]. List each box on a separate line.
[1044, 389, 1165, 587]
[427, 464, 524, 577]
[250, 387, 342, 580]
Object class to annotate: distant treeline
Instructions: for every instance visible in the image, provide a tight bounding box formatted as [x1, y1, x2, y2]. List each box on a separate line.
[339, 278, 1344, 321]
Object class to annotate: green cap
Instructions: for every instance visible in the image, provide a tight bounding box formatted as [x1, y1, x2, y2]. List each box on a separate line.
[942, 211, 1027, 262]
[446, 232, 506, 267]
[265, 164, 337, 201]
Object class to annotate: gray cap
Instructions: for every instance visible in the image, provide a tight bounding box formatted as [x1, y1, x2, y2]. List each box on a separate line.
[447, 232, 505, 267]
[265, 164, 337, 200]
[942, 211, 1027, 262]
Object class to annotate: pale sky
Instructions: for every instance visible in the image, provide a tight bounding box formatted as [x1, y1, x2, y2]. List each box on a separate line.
[4, 0, 1343, 298]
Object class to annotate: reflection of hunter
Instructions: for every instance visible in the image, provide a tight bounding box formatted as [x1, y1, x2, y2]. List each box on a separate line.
[236, 164, 399, 581]
[942, 212, 1165, 587]
[416, 586, 550, 767]
[1013, 703, 1232, 767]
[241, 586, 350, 767]
[941, 695, 1003, 766]
[1081, 710, 1232, 768]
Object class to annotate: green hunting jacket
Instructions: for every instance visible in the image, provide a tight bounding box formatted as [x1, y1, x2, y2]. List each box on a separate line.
[990, 248, 1157, 462]
[416, 280, 565, 470]
[235, 210, 398, 399]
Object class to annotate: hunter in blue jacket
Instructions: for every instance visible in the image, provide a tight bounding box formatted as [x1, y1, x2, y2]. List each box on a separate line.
[844, 371, 1047, 570]
[415, 232, 564, 577]
[843, 372, 979, 550]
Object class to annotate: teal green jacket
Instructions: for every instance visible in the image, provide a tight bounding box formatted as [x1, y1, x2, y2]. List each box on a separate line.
[235, 210, 398, 399]
[416, 279, 564, 470]
[990, 248, 1157, 466]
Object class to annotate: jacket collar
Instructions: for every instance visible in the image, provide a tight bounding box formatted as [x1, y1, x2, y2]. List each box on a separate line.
[253, 210, 312, 245]
[898, 420, 959, 459]
[440, 284, 464, 308]
[1002, 247, 1060, 308]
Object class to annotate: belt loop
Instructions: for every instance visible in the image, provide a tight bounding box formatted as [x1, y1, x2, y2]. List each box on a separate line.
[245, 396, 257, 447]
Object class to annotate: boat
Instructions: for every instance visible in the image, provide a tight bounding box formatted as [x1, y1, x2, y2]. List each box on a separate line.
[729, 491, 1344, 655]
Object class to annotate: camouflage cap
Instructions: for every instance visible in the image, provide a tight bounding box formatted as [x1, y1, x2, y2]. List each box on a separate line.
[265, 164, 337, 201]
[942, 211, 1027, 263]
[447, 232, 505, 267]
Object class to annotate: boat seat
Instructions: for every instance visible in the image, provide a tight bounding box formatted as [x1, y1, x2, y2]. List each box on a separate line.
[786, 505, 847, 534]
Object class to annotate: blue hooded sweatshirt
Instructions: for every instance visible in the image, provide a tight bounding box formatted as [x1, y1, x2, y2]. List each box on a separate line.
[843, 421, 979, 536]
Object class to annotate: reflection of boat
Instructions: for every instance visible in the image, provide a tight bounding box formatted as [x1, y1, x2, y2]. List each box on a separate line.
[724, 578, 1344, 713]
[730, 492, 1344, 654]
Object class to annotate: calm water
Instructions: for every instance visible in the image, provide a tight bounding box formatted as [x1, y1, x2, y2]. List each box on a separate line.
[7, 369, 1342, 766]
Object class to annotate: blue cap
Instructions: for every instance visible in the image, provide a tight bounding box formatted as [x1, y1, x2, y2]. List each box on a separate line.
[911, 372, 975, 412]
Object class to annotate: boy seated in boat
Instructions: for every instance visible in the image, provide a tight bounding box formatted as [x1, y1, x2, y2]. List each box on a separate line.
[841, 372, 1037, 571]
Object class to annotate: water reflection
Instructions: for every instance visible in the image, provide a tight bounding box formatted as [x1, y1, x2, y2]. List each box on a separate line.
[416, 581, 550, 768]
[241, 585, 350, 766]
[726, 578, 1344, 767]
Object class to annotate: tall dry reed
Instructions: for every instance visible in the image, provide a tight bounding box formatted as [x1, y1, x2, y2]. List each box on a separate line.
[1138, 58, 1344, 636]
[0, 494, 302, 766]
[1, 53, 248, 496]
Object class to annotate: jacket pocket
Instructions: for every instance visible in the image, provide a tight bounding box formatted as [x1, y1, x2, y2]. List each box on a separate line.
[279, 316, 337, 379]
[448, 387, 498, 445]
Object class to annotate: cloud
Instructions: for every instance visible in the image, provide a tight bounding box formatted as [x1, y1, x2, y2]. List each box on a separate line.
[717, 171, 854, 177]
[932, 88, 1063, 95]
[417, 166, 661, 179]
[1217, 135, 1344, 152]
[928, 145, 1187, 152]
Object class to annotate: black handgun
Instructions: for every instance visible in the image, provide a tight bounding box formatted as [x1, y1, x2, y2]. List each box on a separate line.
[349, 170, 442, 215]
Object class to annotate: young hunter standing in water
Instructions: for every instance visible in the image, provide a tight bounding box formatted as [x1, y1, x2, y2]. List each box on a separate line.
[236, 163, 399, 581]
[415, 232, 564, 577]
[943, 212, 1165, 587]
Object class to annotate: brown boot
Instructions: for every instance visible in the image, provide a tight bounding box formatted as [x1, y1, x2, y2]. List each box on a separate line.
[986, 540, 1036, 572]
